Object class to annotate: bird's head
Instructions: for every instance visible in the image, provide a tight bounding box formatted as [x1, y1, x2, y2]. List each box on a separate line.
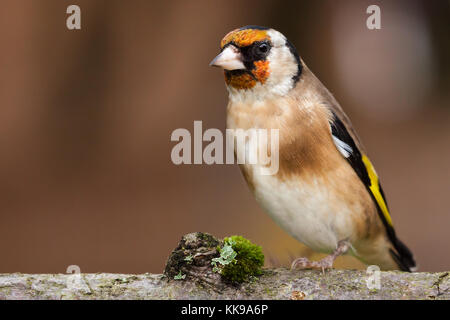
[210, 26, 302, 100]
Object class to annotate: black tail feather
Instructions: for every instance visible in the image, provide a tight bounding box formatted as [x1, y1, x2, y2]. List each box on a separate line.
[389, 237, 416, 272]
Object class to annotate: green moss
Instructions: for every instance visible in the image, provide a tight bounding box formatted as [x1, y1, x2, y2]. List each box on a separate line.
[174, 271, 186, 280]
[217, 235, 264, 284]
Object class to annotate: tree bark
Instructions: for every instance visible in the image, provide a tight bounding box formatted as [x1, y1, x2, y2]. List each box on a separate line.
[0, 269, 448, 300]
[1, 233, 448, 300]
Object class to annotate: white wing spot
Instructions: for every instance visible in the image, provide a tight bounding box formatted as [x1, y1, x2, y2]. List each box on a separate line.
[332, 135, 353, 158]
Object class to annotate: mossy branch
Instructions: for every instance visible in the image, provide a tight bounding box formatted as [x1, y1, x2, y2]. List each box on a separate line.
[0, 233, 448, 300]
[0, 269, 448, 300]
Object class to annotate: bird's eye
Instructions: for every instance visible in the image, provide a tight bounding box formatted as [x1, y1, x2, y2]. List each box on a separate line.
[252, 42, 271, 58]
[257, 43, 269, 54]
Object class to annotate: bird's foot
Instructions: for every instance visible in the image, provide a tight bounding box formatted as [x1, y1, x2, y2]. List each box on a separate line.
[290, 240, 351, 273]
[290, 255, 335, 273]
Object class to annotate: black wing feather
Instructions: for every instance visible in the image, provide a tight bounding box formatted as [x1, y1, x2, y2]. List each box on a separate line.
[329, 111, 416, 271]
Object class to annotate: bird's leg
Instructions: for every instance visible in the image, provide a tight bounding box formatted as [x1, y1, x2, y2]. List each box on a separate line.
[291, 240, 351, 272]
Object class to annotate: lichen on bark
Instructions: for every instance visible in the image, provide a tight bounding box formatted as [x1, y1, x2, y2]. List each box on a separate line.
[0, 233, 448, 300]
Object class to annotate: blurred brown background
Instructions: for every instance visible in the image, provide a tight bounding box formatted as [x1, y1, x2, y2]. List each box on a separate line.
[0, 0, 448, 274]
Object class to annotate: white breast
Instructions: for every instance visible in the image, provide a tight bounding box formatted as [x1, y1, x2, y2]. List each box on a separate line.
[247, 164, 357, 253]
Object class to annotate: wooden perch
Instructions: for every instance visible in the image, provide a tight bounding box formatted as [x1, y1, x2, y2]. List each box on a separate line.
[0, 233, 448, 300]
[0, 269, 448, 300]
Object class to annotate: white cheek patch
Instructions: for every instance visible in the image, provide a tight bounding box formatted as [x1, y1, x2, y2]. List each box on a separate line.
[332, 135, 353, 158]
[266, 29, 286, 47]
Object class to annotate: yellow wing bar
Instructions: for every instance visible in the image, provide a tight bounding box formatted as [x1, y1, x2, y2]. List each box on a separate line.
[361, 154, 393, 227]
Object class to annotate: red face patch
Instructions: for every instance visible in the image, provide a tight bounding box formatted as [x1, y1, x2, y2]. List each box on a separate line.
[225, 72, 257, 90]
[221, 29, 270, 49]
[224, 59, 270, 90]
[252, 60, 270, 84]
[221, 29, 271, 89]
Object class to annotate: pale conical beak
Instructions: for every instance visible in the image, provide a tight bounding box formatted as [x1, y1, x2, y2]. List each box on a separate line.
[209, 46, 245, 70]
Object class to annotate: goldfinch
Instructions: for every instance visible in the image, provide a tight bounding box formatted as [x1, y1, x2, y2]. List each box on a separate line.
[210, 26, 416, 271]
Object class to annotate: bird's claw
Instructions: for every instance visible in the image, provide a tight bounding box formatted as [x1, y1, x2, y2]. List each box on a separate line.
[291, 256, 335, 273]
